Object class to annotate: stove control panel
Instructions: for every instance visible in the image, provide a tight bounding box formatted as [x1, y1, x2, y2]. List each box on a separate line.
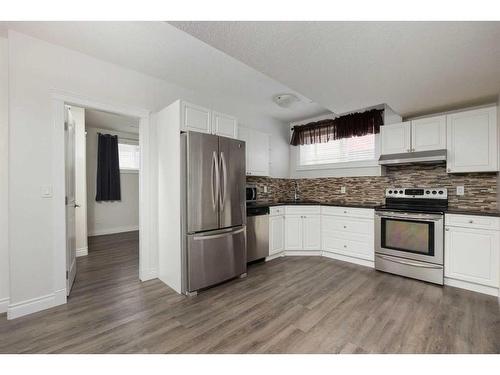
[385, 187, 448, 199]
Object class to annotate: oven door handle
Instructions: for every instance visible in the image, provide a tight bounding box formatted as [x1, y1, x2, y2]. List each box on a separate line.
[376, 254, 443, 269]
[375, 211, 443, 221]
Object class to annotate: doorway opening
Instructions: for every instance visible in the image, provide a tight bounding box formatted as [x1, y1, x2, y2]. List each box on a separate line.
[65, 105, 141, 296]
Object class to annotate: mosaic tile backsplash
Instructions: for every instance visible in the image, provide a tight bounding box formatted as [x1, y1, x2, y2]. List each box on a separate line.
[247, 164, 498, 211]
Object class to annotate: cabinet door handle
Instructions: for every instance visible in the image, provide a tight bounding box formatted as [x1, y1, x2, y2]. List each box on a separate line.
[447, 168, 451, 173]
[343, 225, 347, 229]
[468, 220, 474, 224]
[445, 228, 450, 231]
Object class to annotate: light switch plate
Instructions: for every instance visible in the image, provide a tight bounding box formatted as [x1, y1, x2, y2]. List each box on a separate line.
[456, 186, 465, 196]
[40, 185, 53, 198]
[340, 186, 346, 194]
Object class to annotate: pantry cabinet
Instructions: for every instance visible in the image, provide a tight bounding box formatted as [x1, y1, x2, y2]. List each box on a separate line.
[238, 126, 270, 176]
[446, 106, 498, 173]
[180, 100, 238, 139]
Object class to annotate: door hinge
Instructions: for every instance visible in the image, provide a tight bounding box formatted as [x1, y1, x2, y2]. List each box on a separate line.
[64, 122, 68, 131]
[65, 196, 68, 205]
[66, 271, 69, 280]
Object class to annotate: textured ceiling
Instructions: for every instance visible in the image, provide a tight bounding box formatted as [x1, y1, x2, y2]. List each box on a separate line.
[1, 21, 328, 122]
[170, 21, 500, 117]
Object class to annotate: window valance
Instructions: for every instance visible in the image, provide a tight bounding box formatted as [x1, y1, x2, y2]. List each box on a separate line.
[290, 109, 384, 146]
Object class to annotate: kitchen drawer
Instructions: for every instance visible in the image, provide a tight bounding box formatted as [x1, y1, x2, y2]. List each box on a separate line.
[270, 206, 285, 216]
[445, 214, 500, 231]
[321, 215, 374, 236]
[285, 205, 321, 215]
[321, 206, 374, 219]
[322, 234, 374, 261]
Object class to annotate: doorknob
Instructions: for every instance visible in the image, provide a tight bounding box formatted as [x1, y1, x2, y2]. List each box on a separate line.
[74, 203, 80, 208]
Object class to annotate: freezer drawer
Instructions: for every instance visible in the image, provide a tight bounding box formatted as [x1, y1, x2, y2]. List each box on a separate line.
[187, 226, 247, 292]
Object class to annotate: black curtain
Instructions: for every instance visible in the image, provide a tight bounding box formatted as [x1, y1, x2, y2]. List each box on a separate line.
[96, 133, 121, 201]
[290, 109, 384, 146]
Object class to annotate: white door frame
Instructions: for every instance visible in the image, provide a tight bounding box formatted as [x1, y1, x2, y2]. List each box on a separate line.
[51, 90, 156, 301]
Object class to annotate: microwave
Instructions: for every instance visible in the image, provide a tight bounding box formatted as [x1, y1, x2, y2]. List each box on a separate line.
[246, 185, 257, 204]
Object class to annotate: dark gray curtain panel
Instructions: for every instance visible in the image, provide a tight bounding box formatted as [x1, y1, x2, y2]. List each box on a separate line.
[96, 133, 121, 201]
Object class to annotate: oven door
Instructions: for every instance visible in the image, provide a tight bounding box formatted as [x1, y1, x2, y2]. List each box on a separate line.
[375, 211, 443, 265]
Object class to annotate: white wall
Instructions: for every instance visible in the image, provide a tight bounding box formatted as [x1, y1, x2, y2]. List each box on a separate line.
[7, 30, 289, 317]
[0, 37, 9, 313]
[72, 106, 88, 256]
[86, 127, 139, 236]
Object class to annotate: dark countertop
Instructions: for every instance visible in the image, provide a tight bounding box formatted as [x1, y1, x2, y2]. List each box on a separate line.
[248, 202, 500, 217]
[444, 209, 500, 217]
[247, 201, 380, 209]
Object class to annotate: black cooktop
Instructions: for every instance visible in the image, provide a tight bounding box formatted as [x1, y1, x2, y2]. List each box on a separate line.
[375, 198, 448, 214]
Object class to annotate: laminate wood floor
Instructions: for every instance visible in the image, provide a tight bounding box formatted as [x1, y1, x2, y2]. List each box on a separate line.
[1, 231, 499, 353]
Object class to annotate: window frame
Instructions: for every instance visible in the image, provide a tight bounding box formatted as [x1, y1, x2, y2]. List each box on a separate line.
[118, 140, 140, 173]
[294, 133, 381, 172]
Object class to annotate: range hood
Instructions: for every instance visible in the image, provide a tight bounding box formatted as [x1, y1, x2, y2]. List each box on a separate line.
[378, 149, 447, 165]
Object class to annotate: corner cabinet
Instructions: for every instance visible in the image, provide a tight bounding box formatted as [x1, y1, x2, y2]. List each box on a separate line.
[238, 126, 270, 176]
[180, 100, 238, 139]
[446, 106, 498, 173]
[284, 206, 321, 252]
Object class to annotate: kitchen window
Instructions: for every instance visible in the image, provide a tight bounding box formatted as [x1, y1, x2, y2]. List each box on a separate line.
[118, 142, 140, 172]
[298, 134, 376, 166]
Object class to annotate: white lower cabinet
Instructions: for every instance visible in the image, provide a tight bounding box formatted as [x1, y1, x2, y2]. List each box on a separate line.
[445, 214, 500, 295]
[283, 206, 321, 252]
[321, 209, 375, 262]
[269, 214, 285, 255]
[302, 215, 321, 251]
[284, 215, 303, 251]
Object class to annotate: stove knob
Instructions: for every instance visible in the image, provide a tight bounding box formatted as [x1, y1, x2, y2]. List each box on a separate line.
[426, 190, 430, 194]
[388, 190, 393, 194]
[432, 190, 437, 195]
[438, 190, 444, 195]
[399, 190, 403, 194]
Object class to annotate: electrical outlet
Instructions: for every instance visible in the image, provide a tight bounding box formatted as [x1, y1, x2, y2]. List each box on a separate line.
[263, 185, 268, 193]
[340, 186, 346, 194]
[456, 186, 465, 196]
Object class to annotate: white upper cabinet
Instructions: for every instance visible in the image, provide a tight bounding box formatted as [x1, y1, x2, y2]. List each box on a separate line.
[411, 115, 446, 152]
[181, 101, 211, 134]
[446, 106, 498, 173]
[238, 126, 270, 176]
[212, 111, 238, 139]
[380, 122, 411, 155]
[180, 101, 238, 138]
[381, 116, 446, 155]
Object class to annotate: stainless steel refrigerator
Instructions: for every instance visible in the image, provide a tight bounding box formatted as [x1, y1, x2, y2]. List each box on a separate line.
[181, 131, 247, 295]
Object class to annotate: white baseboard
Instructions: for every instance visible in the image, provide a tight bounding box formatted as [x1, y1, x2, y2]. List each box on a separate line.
[7, 289, 66, 320]
[88, 225, 139, 237]
[444, 277, 499, 297]
[0, 297, 9, 314]
[76, 246, 88, 257]
[284, 250, 322, 257]
[265, 252, 284, 262]
[321, 251, 375, 268]
[140, 268, 158, 282]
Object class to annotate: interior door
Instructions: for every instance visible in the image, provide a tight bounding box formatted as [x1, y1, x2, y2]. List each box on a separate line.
[186, 131, 220, 232]
[218, 136, 246, 229]
[64, 106, 77, 295]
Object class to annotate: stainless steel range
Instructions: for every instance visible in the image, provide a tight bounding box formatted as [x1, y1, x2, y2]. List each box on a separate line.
[375, 187, 447, 285]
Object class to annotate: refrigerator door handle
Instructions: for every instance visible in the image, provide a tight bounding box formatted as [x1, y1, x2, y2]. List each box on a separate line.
[193, 226, 245, 240]
[220, 151, 227, 209]
[212, 151, 220, 211]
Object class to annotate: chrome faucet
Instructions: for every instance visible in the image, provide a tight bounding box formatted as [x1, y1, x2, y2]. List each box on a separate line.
[294, 180, 300, 201]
